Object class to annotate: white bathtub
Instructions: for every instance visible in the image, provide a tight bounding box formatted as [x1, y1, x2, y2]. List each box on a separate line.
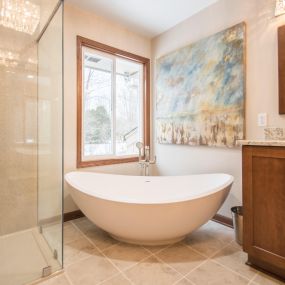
[65, 172, 233, 246]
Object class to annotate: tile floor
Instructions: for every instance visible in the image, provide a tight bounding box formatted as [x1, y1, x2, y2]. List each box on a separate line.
[0, 227, 61, 285]
[40, 218, 285, 285]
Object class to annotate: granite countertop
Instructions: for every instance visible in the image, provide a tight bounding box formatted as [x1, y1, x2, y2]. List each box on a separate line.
[237, 140, 285, 147]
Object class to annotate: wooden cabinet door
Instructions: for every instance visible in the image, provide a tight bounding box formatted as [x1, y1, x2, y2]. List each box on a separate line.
[243, 146, 285, 273]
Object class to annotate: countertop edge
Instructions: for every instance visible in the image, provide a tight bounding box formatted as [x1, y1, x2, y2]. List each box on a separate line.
[237, 140, 285, 147]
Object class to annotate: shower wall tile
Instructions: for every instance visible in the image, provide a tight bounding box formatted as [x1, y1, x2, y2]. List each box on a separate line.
[0, 43, 38, 236]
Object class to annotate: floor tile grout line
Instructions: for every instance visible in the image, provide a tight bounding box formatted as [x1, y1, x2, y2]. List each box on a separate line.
[248, 271, 259, 285]
[115, 270, 135, 285]
[208, 238, 236, 259]
[154, 252, 206, 282]
[70, 221, 106, 253]
[95, 271, 128, 285]
[154, 254, 185, 276]
[64, 222, 86, 244]
[207, 239, 258, 282]
[113, 249, 165, 284]
[66, 219, 255, 285]
[183, 259, 210, 282]
[212, 258, 257, 281]
[69, 220, 122, 254]
[100, 242, 122, 253]
[183, 243, 210, 259]
[249, 271, 259, 282]
[63, 247, 99, 269]
[98, 242, 181, 284]
[183, 235, 234, 260]
[184, 239, 232, 261]
[142, 242, 174, 255]
[63, 231, 94, 247]
[64, 271, 76, 285]
[211, 259, 253, 282]
[69, 222, 124, 284]
[70, 219, 233, 284]
[70, 221, 137, 285]
[97, 251, 137, 285]
[64, 222, 106, 269]
[172, 276, 196, 285]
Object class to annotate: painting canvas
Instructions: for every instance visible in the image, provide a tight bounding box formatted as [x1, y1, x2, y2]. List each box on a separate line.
[156, 23, 246, 147]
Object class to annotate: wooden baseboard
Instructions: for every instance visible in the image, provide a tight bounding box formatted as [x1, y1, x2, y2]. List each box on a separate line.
[64, 210, 84, 222]
[212, 214, 234, 228]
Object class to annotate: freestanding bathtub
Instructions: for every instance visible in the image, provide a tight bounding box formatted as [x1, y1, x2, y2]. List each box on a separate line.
[65, 172, 233, 245]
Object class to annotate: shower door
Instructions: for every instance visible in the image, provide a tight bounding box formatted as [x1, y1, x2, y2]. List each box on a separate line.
[0, 0, 63, 284]
[38, 1, 63, 270]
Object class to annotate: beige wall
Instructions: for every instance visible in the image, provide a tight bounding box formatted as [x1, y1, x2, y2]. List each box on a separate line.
[152, 0, 285, 217]
[64, 3, 152, 213]
[64, 0, 285, 218]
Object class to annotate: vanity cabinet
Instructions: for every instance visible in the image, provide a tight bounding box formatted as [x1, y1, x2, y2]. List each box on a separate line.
[242, 145, 285, 279]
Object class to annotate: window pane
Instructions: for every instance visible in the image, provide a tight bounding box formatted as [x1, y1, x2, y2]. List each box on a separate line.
[115, 59, 142, 156]
[83, 50, 113, 157]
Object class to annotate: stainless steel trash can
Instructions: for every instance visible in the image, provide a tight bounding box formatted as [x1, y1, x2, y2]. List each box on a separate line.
[231, 206, 243, 245]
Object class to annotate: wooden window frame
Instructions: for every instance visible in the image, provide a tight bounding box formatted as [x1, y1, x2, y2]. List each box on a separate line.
[77, 36, 150, 168]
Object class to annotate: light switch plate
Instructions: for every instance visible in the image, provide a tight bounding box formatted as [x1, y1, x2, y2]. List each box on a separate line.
[257, 113, 268, 127]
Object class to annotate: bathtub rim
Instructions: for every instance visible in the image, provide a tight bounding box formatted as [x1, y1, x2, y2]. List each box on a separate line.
[65, 172, 234, 205]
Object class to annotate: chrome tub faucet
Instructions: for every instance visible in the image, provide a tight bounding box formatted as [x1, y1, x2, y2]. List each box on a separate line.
[136, 142, 156, 176]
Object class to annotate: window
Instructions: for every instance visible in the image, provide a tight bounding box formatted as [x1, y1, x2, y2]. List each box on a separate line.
[77, 36, 150, 167]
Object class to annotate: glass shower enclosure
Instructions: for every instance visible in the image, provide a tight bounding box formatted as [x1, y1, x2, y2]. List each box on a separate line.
[0, 1, 63, 284]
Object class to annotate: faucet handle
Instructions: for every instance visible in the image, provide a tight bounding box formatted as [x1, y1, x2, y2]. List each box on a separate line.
[136, 142, 144, 162]
[136, 142, 144, 150]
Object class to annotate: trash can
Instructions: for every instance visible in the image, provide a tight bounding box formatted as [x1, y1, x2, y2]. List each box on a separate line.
[231, 206, 243, 245]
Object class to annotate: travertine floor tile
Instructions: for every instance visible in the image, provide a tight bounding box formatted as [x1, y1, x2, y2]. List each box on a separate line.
[252, 272, 285, 285]
[103, 242, 151, 271]
[64, 222, 83, 244]
[205, 221, 235, 243]
[142, 244, 170, 254]
[39, 274, 71, 285]
[38, 220, 284, 285]
[64, 236, 96, 266]
[124, 256, 183, 285]
[212, 241, 257, 279]
[70, 217, 93, 231]
[71, 218, 118, 251]
[156, 242, 205, 275]
[99, 273, 132, 285]
[0, 230, 48, 285]
[65, 250, 119, 285]
[174, 278, 195, 285]
[186, 260, 249, 285]
[185, 221, 233, 257]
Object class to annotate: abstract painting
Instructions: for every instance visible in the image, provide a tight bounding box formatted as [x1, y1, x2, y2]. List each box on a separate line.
[156, 23, 246, 147]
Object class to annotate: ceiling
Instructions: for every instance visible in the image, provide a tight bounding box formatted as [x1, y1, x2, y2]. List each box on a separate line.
[67, 0, 218, 38]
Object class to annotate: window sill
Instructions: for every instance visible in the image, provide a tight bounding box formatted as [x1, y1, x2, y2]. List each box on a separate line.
[77, 156, 139, 168]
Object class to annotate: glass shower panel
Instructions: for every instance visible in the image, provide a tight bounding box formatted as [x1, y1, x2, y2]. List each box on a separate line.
[0, 0, 63, 284]
[38, 3, 63, 268]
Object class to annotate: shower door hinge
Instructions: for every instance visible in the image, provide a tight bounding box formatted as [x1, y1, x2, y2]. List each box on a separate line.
[42, 266, 52, 278]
